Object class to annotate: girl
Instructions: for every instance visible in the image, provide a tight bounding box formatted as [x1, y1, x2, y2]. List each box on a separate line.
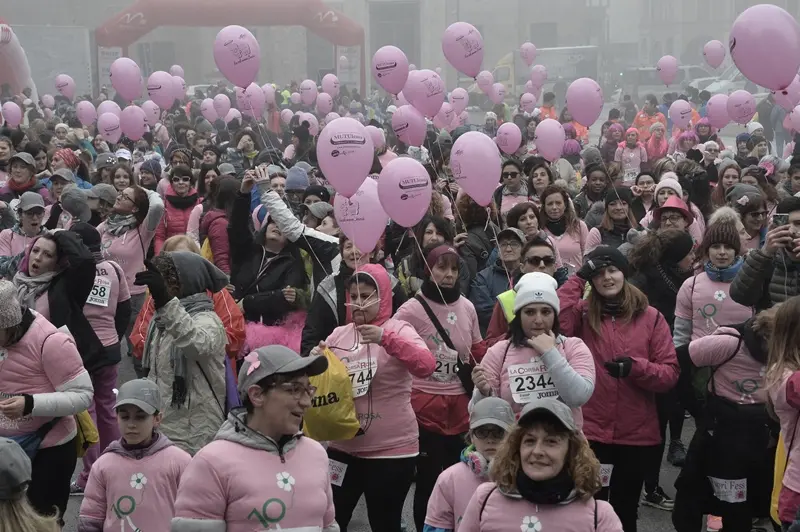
[524, 158, 556, 206]
[726, 184, 768, 252]
[741, 165, 780, 218]
[630, 172, 657, 223]
[186, 164, 220, 246]
[645, 122, 669, 168]
[573, 163, 610, 221]
[0, 437, 61, 531]
[711, 160, 741, 210]
[111, 163, 136, 193]
[154, 164, 199, 254]
[198, 177, 238, 274]
[600, 124, 624, 164]
[614, 128, 647, 185]
[669, 131, 698, 162]
[560, 107, 589, 145]
[586, 187, 638, 253]
[0, 192, 46, 279]
[541, 185, 588, 274]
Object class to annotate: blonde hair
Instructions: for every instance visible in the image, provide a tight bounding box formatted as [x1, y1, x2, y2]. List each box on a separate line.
[162, 235, 201, 254]
[586, 281, 648, 336]
[767, 298, 800, 389]
[491, 418, 601, 499]
[0, 498, 60, 532]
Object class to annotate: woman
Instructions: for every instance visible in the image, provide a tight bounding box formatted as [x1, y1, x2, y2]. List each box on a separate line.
[0, 136, 12, 182]
[154, 164, 199, 254]
[394, 245, 487, 532]
[0, 152, 50, 205]
[741, 165, 780, 217]
[197, 177, 238, 274]
[50, 147, 92, 189]
[600, 123, 624, 164]
[226, 129, 261, 176]
[573, 163, 610, 221]
[0, 192, 46, 278]
[470, 227, 525, 334]
[645, 122, 669, 169]
[614, 128, 648, 185]
[521, 116, 538, 157]
[0, 437, 62, 531]
[640, 177, 704, 244]
[134, 251, 229, 455]
[553, 139, 581, 192]
[669, 130, 698, 162]
[505, 202, 564, 265]
[186, 164, 221, 245]
[711, 159, 741, 210]
[318, 264, 435, 531]
[630, 171, 657, 223]
[459, 398, 624, 531]
[22, 141, 51, 180]
[726, 183, 767, 252]
[110, 163, 136, 193]
[558, 246, 679, 532]
[171, 345, 338, 530]
[524, 158, 555, 206]
[456, 193, 498, 281]
[586, 187, 639, 253]
[493, 159, 531, 219]
[0, 280, 93, 525]
[423, 397, 515, 532]
[41, 168, 77, 230]
[652, 157, 677, 180]
[396, 216, 467, 296]
[541, 185, 588, 274]
[138, 158, 161, 191]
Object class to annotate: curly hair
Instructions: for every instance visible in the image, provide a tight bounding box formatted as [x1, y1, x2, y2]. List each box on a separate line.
[456, 193, 496, 230]
[652, 158, 676, 179]
[491, 417, 601, 499]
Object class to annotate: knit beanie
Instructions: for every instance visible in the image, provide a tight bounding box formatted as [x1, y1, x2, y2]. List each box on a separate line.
[514, 272, 560, 315]
[661, 231, 695, 264]
[725, 183, 762, 208]
[585, 246, 630, 278]
[605, 187, 633, 207]
[303, 185, 331, 203]
[0, 281, 23, 329]
[285, 166, 310, 191]
[701, 220, 742, 257]
[655, 177, 682, 198]
[140, 159, 162, 177]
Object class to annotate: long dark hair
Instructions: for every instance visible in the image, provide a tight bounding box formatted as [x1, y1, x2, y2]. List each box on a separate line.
[197, 163, 221, 199]
[410, 215, 455, 274]
[507, 313, 560, 347]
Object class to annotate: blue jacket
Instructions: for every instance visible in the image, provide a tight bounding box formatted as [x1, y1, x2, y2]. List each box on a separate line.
[38, 173, 92, 190]
[469, 260, 514, 335]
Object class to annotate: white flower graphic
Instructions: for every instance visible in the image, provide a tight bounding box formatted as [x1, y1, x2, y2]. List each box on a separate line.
[130, 473, 147, 490]
[276, 472, 295, 492]
[714, 290, 726, 302]
[520, 515, 542, 532]
[446, 312, 458, 325]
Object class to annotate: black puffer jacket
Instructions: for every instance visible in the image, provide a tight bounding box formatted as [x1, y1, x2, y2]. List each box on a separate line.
[730, 248, 800, 312]
[630, 262, 691, 332]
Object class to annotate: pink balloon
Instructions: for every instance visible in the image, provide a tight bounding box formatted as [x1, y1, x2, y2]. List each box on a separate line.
[316, 117, 375, 198]
[703, 40, 726, 69]
[406, 70, 445, 118]
[43, 109, 54, 121]
[657, 55, 678, 85]
[565, 78, 603, 127]
[477, 71, 494, 92]
[280, 109, 293, 124]
[489, 83, 506, 105]
[668, 99, 693, 129]
[146, 71, 176, 109]
[41, 94, 55, 109]
[262, 84, 276, 106]
[378, 157, 432, 228]
[365, 125, 385, 150]
[169, 65, 184, 78]
[450, 131, 501, 206]
[213, 94, 231, 118]
[213, 25, 260, 88]
[784, 111, 795, 133]
[458, 111, 469, 126]
[172, 76, 186, 103]
[325, 112, 341, 123]
[495, 122, 522, 155]
[726, 90, 756, 124]
[97, 100, 122, 118]
[442, 22, 484, 78]
[97, 112, 122, 144]
[200, 98, 217, 122]
[520, 93, 537, 114]
[110, 57, 142, 101]
[437, 102, 455, 126]
[520, 42, 537, 66]
[392, 105, 426, 147]
[706, 94, 730, 129]
[322, 74, 340, 98]
[316, 93, 334, 115]
[300, 79, 318, 106]
[238, 83, 266, 118]
[393, 91, 410, 107]
[224, 108, 242, 124]
[372, 45, 410, 95]
[773, 76, 800, 111]
[300, 113, 319, 137]
[533, 119, 566, 162]
[290, 92, 301, 105]
[1, 102, 22, 128]
[530, 65, 547, 88]
[450, 88, 469, 114]
[55, 74, 75, 100]
[525, 80, 542, 100]
[730, 4, 800, 91]
[120, 105, 147, 141]
[334, 178, 388, 253]
[76, 101, 97, 126]
[141, 100, 160, 126]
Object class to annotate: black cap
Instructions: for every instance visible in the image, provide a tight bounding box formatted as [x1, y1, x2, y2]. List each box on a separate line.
[584, 246, 630, 278]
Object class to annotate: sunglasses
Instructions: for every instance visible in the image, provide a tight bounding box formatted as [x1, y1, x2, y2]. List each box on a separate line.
[525, 255, 556, 267]
[473, 425, 506, 440]
[502, 171, 520, 179]
[171, 176, 192, 184]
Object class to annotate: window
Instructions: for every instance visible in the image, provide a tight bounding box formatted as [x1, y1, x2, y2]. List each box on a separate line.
[370, 1, 420, 66]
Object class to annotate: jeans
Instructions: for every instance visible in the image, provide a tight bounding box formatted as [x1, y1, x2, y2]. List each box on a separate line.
[77, 362, 121, 488]
[413, 425, 466, 532]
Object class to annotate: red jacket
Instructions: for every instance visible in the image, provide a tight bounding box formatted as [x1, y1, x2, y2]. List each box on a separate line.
[199, 209, 231, 274]
[154, 184, 199, 254]
[558, 275, 679, 446]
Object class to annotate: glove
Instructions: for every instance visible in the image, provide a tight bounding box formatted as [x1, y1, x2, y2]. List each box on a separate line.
[603, 357, 633, 379]
[577, 258, 610, 281]
[134, 261, 171, 310]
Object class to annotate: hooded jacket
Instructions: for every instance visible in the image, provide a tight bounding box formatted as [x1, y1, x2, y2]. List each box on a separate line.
[155, 183, 200, 254]
[78, 434, 192, 532]
[171, 409, 339, 531]
[729, 248, 800, 311]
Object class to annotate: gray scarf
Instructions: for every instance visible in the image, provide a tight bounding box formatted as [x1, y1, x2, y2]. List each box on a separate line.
[502, 181, 529, 197]
[13, 270, 58, 308]
[103, 214, 139, 237]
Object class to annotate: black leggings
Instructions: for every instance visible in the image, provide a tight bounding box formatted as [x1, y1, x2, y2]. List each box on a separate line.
[644, 389, 684, 492]
[413, 426, 465, 532]
[27, 438, 77, 526]
[328, 448, 415, 532]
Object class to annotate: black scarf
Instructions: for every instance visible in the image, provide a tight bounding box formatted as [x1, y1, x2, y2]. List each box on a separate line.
[546, 218, 567, 237]
[421, 279, 461, 304]
[602, 298, 624, 317]
[166, 192, 199, 210]
[516, 467, 575, 505]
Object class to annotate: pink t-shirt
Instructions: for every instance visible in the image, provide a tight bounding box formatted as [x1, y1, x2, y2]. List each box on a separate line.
[98, 224, 156, 296]
[395, 295, 482, 396]
[675, 273, 754, 341]
[614, 144, 647, 184]
[499, 194, 530, 218]
[425, 461, 486, 531]
[83, 260, 131, 347]
[0, 229, 35, 261]
[544, 221, 588, 274]
[459, 482, 623, 532]
[689, 327, 766, 405]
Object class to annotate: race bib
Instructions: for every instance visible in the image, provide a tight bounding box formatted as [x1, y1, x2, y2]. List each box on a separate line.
[329, 459, 348, 487]
[507, 359, 557, 404]
[86, 277, 112, 307]
[599, 464, 613, 487]
[432, 346, 459, 383]
[346, 357, 377, 398]
[708, 477, 747, 503]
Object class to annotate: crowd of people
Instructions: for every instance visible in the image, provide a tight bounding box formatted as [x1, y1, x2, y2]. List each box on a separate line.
[1, 74, 800, 532]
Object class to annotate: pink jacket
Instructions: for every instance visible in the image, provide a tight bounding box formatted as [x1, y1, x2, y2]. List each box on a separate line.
[460, 482, 623, 532]
[0, 312, 93, 449]
[0, 228, 37, 260]
[199, 209, 231, 274]
[326, 264, 436, 458]
[78, 434, 191, 532]
[558, 275, 679, 445]
[154, 184, 199, 254]
[770, 371, 800, 523]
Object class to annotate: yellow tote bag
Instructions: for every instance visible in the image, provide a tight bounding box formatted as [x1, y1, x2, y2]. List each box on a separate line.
[75, 410, 99, 458]
[772, 433, 787, 524]
[200, 238, 214, 262]
[303, 348, 360, 442]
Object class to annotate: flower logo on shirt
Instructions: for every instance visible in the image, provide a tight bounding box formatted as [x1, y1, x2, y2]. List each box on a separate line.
[446, 311, 458, 325]
[714, 290, 727, 302]
[521, 515, 542, 531]
[276, 472, 295, 492]
[130, 473, 147, 490]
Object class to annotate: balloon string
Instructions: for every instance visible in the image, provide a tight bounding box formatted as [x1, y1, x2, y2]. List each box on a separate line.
[433, 134, 467, 231]
[243, 97, 287, 171]
[488, 205, 514, 290]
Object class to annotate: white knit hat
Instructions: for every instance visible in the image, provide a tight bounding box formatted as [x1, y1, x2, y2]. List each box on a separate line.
[513, 272, 560, 315]
[0, 281, 23, 330]
[655, 176, 682, 198]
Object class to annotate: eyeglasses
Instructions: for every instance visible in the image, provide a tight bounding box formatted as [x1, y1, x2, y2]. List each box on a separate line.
[502, 171, 520, 179]
[747, 211, 768, 219]
[278, 382, 317, 400]
[171, 176, 192, 184]
[499, 240, 522, 249]
[473, 425, 506, 440]
[525, 255, 556, 267]
[118, 193, 134, 203]
[661, 214, 684, 224]
[706, 148, 719, 153]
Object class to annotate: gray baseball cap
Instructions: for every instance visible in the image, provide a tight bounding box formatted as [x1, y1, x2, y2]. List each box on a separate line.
[470, 397, 515, 431]
[518, 398, 577, 433]
[238, 345, 328, 400]
[95, 153, 118, 170]
[497, 227, 525, 245]
[0, 437, 32, 500]
[115, 379, 162, 415]
[17, 191, 45, 212]
[306, 201, 334, 220]
[91, 184, 119, 205]
[218, 163, 236, 176]
[9, 152, 35, 168]
[51, 168, 75, 183]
